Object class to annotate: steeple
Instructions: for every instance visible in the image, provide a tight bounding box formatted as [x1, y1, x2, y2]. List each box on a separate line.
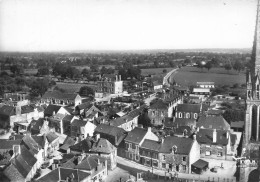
[253, 0, 260, 75]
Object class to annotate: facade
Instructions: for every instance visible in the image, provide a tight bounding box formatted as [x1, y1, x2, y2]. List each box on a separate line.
[41, 90, 82, 107]
[96, 74, 123, 95]
[175, 104, 201, 120]
[196, 82, 215, 88]
[124, 127, 159, 162]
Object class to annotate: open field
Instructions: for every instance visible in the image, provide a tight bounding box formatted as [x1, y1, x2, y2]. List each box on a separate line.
[141, 67, 174, 76]
[55, 82, 97, 93]
[172, 67, 246, 86]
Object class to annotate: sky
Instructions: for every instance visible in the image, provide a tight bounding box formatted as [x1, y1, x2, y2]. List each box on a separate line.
[0, 0, 258, 52]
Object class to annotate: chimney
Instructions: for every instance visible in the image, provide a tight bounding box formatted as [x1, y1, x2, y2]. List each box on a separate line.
[119, 75, 121, 81]
[13, 145, 21, 157]
[193, 134, 196, 141]
[226, 131, 229, 139]
[96, 133, 100, 141]
[147, 127, 151, 133]
[116, 75, 118, 81]
[97, 158, 100, 165]
[161, 137, 164, 144]
[213, 129, 217, 143]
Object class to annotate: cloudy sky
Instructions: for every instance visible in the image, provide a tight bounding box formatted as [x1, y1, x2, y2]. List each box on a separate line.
[0, 0, 258, 52]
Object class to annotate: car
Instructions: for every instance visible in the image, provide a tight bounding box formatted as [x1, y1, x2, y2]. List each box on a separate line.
[210, 167, 218, 173]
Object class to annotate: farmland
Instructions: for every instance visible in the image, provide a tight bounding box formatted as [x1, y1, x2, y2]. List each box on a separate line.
[172, 67, 246, 86]
[55, 82, 97, 93]
[141, 67, 174, 76]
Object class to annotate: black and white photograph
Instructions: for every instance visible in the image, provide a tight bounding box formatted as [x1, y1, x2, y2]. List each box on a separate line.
[0, 0, 259, 181]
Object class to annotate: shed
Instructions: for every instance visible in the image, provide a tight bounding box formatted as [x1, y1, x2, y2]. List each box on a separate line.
[191, 159, 209, 174]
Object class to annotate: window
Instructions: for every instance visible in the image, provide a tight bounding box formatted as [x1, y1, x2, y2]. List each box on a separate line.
[125, 143, 129, 150]
[153, 160, 158, 167]
[129, 143, 132, 149]
[135, 155, 139, 161]
[217, 152, 223, 157]
[183, 165, 186, 171]
[147, 152, 150, 157]
[186, 113, 190, 118]
[182, 156, 186, 162]
[132, 144, 136, 149]
[206, 151, 211, 156]
[136, 145, 139, 152]
[162, 163, 166, 168]
[146, 159, 151, 165]
[154, 153, 158, 159]
[194, 113, 198, 119]
[179, 112, 182, 118]
[163, 155, 166, 160]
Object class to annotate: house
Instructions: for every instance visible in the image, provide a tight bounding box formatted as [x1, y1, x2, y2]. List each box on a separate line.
[31, 135, 49, 159]
[0, 105, 16, 129]
[69, 138, 93, 154]
[75, 102, 102, 118]
[94, 124, 126, 147]
[59, 136, 76, 154]
[158, 136, 200, 174]
[41, 90, 82, 107]
[197, 115, 230, 130]
[0, 139, 22, 165]
[36, 167, 91, 182]
[139, 139, 161, 169]
[70, 119, 96, 138]
[46, 132, 59, 154]
[174, 118, 196, 130]
[197, 128, 237, 160]
[3, 145, 39, 182]
[175, 104, 202, 120]
[44, 104, 71, 117]
[62, 115, 78, 135]
[91, 134, 117, 170]
[192, 88, 211, 96]
[48, 113, 66, 134]
[96, 74, 123, 97]
[109, 105, 145, 131]
[124, 127, 159, 162]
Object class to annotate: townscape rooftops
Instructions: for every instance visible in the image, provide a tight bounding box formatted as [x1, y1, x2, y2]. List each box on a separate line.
[159, 136, 194, 155]
[230, 121, 244, 128]
[196, 128, 229, 145]
[95, 124, 126, 137]
[30, 118, 44, 132]
[42, 90, 78, 100]
[149, 100, 168, 110]
[20, 105, 35, 114]
[31, 135, 46, 149]
[70, 138, 93, 152]
[22, 134, 41, 155]
[177, 103, 201, 113]
[37, 167, 90, 182]
[91, 138, 116, 154]
[71, 119, 88, 127]
[75, 155, 106, 171]
[207, 109, 223, 116]
[46, 132, 59, 143]
[76, 102, 93, 111]
[197, 115, 230, 130]
[140, 139, 161, 152]
[0, 105, 16, 116]
[124, 127, 148, 144]
[0, 139, 22, 150]
[44, 104, 62, 115]
[63, 115, 75, 122]
[174, 118, 196, 127]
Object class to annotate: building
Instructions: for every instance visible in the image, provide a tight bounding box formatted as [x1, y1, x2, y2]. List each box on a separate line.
[158, 136, 200, 174]
[124, 127, 158, 162]
[231, 121, 244, 132]
[44, 104, 71, 117]
[41, 90, 82, 107]
[70, 119, 96, 138]
[197, 115, 230, 130]
[96, 74, 123, 96]
[196, 82, 215, 88]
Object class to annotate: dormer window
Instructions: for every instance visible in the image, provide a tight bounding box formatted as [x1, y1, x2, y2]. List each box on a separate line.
[194, 113, 198, 119]
[186, 113, 190, 118]
[179, 113, 182, 118]
[172, 145, 177, 154]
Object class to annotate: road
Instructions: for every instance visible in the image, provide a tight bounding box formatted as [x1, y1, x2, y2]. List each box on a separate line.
[163, 68, 178, 86]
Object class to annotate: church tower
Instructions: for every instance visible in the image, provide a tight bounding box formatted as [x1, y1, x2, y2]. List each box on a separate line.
[245, 0, 260, 144]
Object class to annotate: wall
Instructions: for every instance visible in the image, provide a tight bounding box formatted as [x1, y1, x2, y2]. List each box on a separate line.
[189, 140, 200, 173]
[114, 81, 123, 94]
[200, 143, 227, 160]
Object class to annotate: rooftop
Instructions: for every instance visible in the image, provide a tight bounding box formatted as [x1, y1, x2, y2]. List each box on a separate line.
[177, 104, 201, 113]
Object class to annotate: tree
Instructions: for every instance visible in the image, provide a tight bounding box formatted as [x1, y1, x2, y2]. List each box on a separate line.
[163, 69, 167, 73]
[79, 86, 94, 97]
[154, 60, 159, 68]
[224, 63, 232, 73]
[30, 78, 50, 97]
[205, 61, 212, 72]
[81, 68, 90, 77]
[66, 67, 81, 79]
[10, 65, 24, 75]
[233, 61, 243, 73]
[138, 108, 152, 128]
[37, 67, 49, 76]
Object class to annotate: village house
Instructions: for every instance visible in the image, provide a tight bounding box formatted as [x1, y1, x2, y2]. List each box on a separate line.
[36, 167, 91, 182]
[69, 138, 93, 154]
[45, 132, 60, 154]
[197, 128, 238, 160]
[75, 102, 102, 117]
[197, 82, 215, 88]
[0, 139, 22, 165]
[95, 74, 123, 98]
[59, 136, 76, 154]
[0, 105, 16, 129]
[70, 119, 96, 138]
[44, 104, 71, 117]
[41, 90, 82, 107]
[91, 134, 117, 170]
[124, 127, 159, 162]
[158, 136, 200, 174]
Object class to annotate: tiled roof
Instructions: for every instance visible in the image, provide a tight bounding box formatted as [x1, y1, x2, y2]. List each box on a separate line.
[31, 135, 46, 149]
[174, 126, 192, 136]
[30, 118, 44, 134]
[95, 124, 126, 137]
[164, 117, 174, 128]
[196, 128, 229, 145]
[63, 115, 75, 122]
[128, 105, 146, 118]
[207, 109, 223, 116]
[46, 132, 59, 143]
[197, 115, 230, 130]
[22, 134, 41, 155]
[70, 138, 93, 152]
[159, 136, 194, 155]
[149, 100, 168, 110]
[124, 127, 147, 144]
[44, 104, 62, 116]
[0, 139, 22, 150]
[76, 102, 92, 110]
[177, 104, 201, 113]
[21, 105, 34, 114]
[75, 155, 106, 171]
[174, 118, 196, 127]
[42, 90, 78, 100]
[0, 105, 16, 116]
[71, 119, 88, 127]
[60, 136, 76, 151]
[91, 138, 116, 154]
[37, 167, 90, 182]
[140, 139, 161, 151]
[50, 113, 66, 121]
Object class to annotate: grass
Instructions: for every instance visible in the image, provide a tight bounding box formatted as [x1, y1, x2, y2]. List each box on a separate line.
[172, 67, 246, 87]
[141, 67, 174, 76]
[55, 82, 97, 93]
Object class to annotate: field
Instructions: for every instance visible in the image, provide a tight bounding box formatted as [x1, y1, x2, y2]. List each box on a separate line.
[172, 67, 246, 86]
[55, 82, 97, 93]
[141, 67, 174, 76]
